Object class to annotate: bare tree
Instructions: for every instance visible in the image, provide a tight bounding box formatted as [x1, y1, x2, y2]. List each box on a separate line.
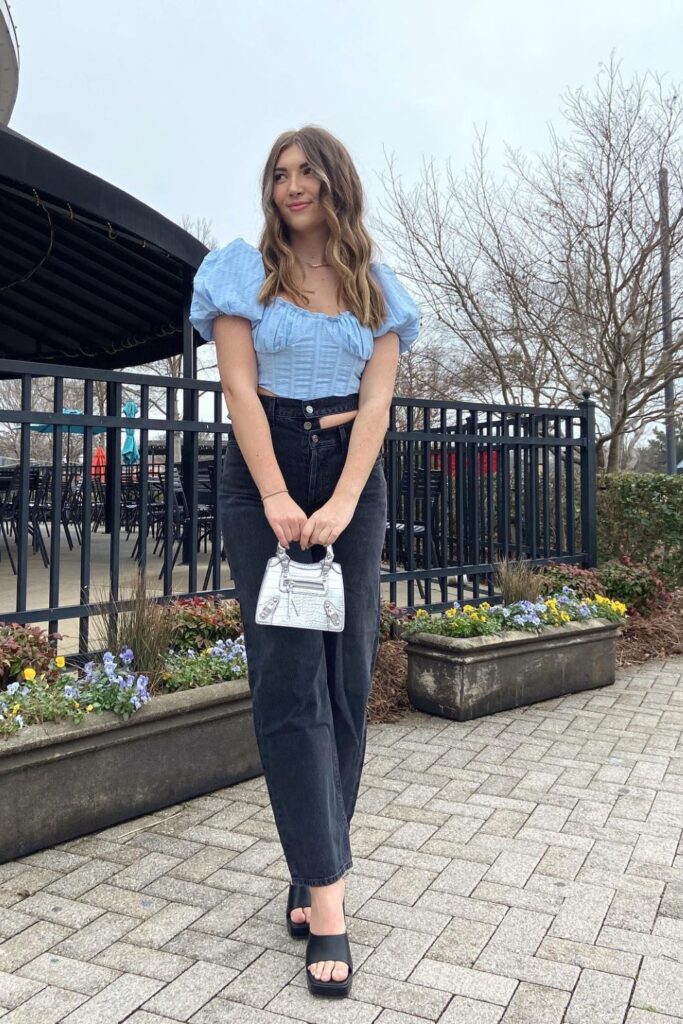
[374, 53, 683, 471]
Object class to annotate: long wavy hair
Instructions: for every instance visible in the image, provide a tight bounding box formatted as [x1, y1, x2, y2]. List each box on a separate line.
[256, 125, 388, 332]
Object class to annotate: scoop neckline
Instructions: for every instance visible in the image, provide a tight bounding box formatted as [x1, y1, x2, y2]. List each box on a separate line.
[274, 296, 355, 321]
[236, 237, 359, 321]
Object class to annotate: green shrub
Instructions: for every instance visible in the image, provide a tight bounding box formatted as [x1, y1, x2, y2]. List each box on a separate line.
[539, 562, 603, 600]
[0, 623, 64, 689]
[597, 472, 683, 587]
[165, 596, 243, 651]
[597, 557, 671, 615]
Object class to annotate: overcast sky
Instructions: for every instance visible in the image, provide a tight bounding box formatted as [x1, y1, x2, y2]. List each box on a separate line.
[9, 0, 683, 256]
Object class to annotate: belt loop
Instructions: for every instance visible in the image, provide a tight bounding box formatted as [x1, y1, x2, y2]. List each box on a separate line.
[339, 423, 347, 443]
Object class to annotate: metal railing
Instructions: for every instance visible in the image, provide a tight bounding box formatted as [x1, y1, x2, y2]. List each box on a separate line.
[0, 359, 597, 652]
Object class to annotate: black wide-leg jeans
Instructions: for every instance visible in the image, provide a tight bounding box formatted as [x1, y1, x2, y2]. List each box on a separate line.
[218, 392, 387, 886]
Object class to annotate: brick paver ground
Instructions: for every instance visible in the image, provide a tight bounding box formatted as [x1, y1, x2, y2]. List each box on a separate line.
[1, 656, 682, 1023]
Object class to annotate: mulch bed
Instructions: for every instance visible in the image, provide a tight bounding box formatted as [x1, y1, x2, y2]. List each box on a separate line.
[615, 587, 683, 668]
[368, 591, 683, 724]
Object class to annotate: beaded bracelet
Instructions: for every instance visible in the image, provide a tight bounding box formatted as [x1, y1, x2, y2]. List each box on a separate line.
[261, 488, 289, 503]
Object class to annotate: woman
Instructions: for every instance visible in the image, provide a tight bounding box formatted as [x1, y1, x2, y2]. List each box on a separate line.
[190, 125, 420, 999]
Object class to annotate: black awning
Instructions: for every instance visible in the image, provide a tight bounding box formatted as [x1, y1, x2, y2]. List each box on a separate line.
[0, 124, 209, 371]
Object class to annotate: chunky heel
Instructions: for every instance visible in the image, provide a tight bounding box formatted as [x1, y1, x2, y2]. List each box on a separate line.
[286, 882, 311, 939]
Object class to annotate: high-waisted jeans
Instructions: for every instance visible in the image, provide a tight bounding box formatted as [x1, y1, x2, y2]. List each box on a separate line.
[218, 392, 388, 886]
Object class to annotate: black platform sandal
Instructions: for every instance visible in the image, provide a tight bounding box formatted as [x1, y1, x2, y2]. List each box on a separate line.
[286, 882, 311, 939]
[305, 898, 352, 998]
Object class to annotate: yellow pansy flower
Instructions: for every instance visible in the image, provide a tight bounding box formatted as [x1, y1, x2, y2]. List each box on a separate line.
[86, 704, 94, 713]
[23, 667, 36, 681]
[55, 655, 65, 669]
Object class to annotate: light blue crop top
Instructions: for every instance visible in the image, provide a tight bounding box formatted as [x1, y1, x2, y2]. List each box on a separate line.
[189, 237, 421, 399]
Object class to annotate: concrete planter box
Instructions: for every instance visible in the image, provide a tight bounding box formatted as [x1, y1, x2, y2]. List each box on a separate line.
[0, 677, 261, 863]
[406, 618, 620, 721]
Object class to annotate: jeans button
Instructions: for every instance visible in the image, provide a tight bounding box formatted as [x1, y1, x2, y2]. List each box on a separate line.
[304, 421, 312, 430]
[312, 434, 319, 443]
[305, 404, 314, 414]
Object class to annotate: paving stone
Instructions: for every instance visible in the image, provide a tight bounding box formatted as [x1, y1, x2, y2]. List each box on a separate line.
[141, 960, 236, 1020]
[61, 838, 147, 866]
[12, 892, 103, 930]
[0, 984, 86, 1022]
[142, 876, 228, 909]
[632, 955, 683, 1018]
[1, 867, 61, 897]
[45, 860, 120, 899]
[125, 1013, 183, 1024]
[439, 997, 505, 1023]
[168, 846, 235, 882]
[605, 891, 660, 932]
[112, 854, 182, 893]
[501, 981, 570, 1022]
[17, 951, 118, 994]
[475, 947, 579, 991]
[626, 1010, 683, 1023]
[81, 884, 168, 919]
[124, 905, 205, 950]
[218, 948, 301, 1008]
[349, 970, 451, 1020]
[53, 913, 138, 960]
[190, 893, 269, 938]
[265, 984, 382, 1023]
[425, 916, 495, 968]
[355, 897, 451, 936]
[549, 884, 614, 943]
[408, 957, 517, 1004]
[356, 926, 436, 982]
[93, 941, 193, 982]
[536, 935, 641, 977]
[190, 998, 330, 1024]
[61, 973, 164, 1023]
[0, 920, 71, 971]
[162, 930, 263, 970]
[0, 971, 44, 1010]
[565, 968, 634, 1023]
[0, 911, 36, 944]
[372, 867, 438, 906]
[485, 908, 553, 955]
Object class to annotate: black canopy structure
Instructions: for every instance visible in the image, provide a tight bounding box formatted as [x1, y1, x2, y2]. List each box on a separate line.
[0, 124, 209, 373]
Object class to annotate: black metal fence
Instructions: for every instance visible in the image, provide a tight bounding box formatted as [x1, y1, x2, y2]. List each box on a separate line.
[0, 359, 597, 652]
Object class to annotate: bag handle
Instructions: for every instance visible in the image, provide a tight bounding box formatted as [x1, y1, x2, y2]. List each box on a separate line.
[276, 541, 334, 573]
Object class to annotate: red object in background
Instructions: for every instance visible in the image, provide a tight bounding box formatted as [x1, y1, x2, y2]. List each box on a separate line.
[431, 449, 499, 474]
[92, 444, 106, 482]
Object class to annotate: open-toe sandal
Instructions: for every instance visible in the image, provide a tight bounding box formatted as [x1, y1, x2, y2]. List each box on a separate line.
[305, 898, 352, 998]
[286, 882, 311, 939]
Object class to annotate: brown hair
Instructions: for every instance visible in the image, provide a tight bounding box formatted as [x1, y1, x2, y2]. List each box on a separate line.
[256, 125, 387, 331]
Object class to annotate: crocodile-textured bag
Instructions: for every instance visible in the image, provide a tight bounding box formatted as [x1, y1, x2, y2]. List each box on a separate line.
[255, 541, 345, 631]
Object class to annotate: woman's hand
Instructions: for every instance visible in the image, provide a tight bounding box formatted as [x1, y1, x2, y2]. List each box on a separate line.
[299, 495, 357, 549]
[262, 492, 308, 549]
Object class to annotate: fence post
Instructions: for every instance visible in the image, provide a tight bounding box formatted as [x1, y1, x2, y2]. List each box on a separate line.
[579, 390, 598, 567]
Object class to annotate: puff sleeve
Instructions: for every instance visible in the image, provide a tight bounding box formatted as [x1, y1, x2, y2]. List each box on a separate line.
[370, 261, 421, 354]
[190, 237, 265, 342]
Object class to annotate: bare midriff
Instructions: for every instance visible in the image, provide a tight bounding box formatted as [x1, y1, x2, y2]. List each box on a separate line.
[256, 386, 358, 429]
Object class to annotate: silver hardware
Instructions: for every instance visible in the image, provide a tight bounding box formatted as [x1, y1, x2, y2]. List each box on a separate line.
[304, 421, 312, 430]
[312, 435, 319, 444]
[305, 404, 314, 414]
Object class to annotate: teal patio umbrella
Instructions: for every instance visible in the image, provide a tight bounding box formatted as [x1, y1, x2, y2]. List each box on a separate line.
[30, 408, 106, 465]
[121, 400, 140, 465]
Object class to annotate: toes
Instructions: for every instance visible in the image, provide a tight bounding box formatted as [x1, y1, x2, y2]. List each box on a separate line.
[331, 960, 348, 980]
[308, 960, 348, 982]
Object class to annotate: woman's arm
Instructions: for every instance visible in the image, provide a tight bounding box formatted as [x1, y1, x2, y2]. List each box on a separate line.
[298, 332, 400, 549]
[215, 315, 310, 549]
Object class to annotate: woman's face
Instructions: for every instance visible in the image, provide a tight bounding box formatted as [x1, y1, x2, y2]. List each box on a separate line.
[272, 143, 326, 234]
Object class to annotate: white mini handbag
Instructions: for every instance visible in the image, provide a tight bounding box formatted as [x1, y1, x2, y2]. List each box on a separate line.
[255, 541, 345, 631]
